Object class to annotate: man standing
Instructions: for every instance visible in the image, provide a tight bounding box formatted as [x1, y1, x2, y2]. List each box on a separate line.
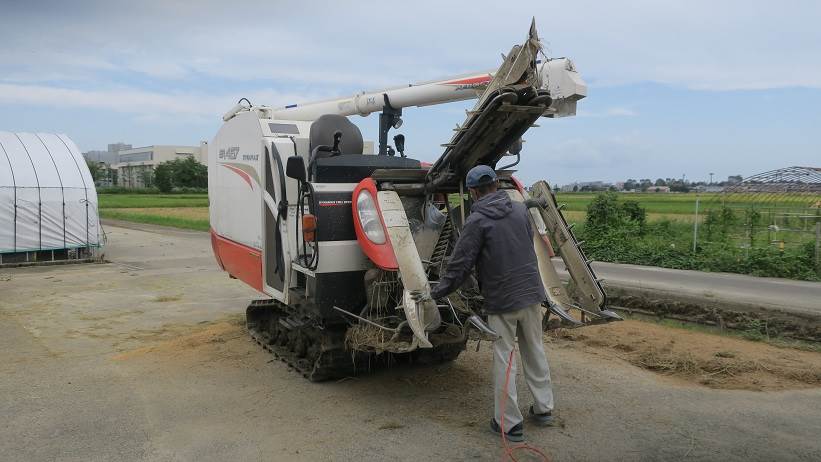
[427, 165, 554, 442]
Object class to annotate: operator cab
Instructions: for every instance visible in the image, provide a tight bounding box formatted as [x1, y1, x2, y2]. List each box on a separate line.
[309, 114, 420, 183]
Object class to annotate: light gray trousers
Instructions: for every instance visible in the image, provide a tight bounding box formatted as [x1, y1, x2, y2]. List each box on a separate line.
[488, 303, 554, 430]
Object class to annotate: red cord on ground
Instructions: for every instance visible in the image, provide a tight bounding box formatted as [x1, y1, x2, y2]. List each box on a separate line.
[499, 348, 551, 462]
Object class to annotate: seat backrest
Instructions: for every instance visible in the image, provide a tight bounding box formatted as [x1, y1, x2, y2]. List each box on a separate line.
[309, 114, 364, 156]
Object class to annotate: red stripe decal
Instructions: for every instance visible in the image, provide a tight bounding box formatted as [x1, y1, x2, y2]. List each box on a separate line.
[442, 75, 492, 86]
[222, 164, 253, 189]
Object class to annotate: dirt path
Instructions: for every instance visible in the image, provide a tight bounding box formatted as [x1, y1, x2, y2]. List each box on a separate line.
[3, 224, 821, 461]
[114, 317, 821, 393]
[101, 316, 821, 461]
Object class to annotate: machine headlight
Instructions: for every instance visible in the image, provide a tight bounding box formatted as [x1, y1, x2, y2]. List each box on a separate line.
[356, 190, 386, 244]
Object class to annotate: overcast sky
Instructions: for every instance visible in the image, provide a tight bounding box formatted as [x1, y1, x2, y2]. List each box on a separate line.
[1, 0, 819, 185]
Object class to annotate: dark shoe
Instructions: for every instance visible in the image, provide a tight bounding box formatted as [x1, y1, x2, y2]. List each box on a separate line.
[529, 406, 554, 426]
[489, 418, 524, 442]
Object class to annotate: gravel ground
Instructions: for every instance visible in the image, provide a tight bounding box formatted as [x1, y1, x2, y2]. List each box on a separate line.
[2, 222, 820, 461]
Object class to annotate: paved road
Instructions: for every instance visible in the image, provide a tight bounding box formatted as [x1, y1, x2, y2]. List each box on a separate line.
[1, 222, 820, 461]
[553, 259, 821, 317]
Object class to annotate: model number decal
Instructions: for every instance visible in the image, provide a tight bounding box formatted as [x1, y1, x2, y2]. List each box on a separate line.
[218, 146, 239, 160]
[219, 147, 258, 162]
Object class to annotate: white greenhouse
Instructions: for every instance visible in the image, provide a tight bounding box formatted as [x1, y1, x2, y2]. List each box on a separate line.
[0, 132, 102, 265]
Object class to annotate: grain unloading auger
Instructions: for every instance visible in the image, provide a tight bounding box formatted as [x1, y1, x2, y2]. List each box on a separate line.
[209, 20, 619, 381]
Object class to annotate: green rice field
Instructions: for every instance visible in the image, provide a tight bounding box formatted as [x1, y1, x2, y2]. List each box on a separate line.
[554, 192, 820, 215]
[98, 193, 210, 230]
[98, 194, 209, 209]
[96, 191, 819, 280]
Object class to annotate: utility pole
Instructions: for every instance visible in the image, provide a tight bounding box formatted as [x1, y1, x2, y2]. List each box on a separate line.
[693, 195, 700, 252]
[816, 222, 820, 275]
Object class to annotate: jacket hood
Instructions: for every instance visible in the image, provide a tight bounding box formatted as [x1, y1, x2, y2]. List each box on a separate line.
[471, 190, 513, 220]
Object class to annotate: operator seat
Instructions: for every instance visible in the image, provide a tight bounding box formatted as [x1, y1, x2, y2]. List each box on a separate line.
[310, 114, 421, 183]
[310, 114, 364, 158]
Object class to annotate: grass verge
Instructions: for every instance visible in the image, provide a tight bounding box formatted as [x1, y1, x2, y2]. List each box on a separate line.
[101, 209, 210, 231]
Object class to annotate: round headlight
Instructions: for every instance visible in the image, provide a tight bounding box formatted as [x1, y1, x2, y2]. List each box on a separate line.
[356, 190, 386, 244]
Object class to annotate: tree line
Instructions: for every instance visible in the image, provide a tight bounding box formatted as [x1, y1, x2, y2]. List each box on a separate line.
[87, 156, 207, 192]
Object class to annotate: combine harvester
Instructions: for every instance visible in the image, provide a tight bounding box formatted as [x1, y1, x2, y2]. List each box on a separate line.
[209, 21, 620, 381]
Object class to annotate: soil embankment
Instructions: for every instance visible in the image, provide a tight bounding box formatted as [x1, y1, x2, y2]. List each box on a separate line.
[555, 320, 821, 391]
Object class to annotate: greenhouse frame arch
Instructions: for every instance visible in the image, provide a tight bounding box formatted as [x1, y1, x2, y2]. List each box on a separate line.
[0, 132, 101, 264]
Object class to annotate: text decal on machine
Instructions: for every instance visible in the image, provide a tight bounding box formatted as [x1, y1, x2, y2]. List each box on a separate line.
[318, 200, 352, 207]
[218, 146, 239, 160]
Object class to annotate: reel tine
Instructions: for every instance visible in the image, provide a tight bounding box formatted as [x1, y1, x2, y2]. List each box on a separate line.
[547, 303, 583, 326]
[598, 309, 623, 321]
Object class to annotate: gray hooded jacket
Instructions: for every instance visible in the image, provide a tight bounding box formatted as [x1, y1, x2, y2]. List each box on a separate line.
[430, 190, 546, 314]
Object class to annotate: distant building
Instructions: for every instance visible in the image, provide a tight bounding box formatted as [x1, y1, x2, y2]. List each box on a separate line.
[559, 180, 612, 192]
[114, 142, 207, 188]
[693, 185, 724, 193]
[82, 142, 132, 165]
[82, 149, 112, 164]
[580, 181, 605, 189]
[649, 186, 671, 193]
[107, 142, 131, 156]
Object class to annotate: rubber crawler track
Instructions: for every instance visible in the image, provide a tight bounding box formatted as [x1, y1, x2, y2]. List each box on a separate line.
[246, 299, 466, 382]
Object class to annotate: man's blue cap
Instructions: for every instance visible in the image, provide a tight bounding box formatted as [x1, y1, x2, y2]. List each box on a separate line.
[466, 165, 498, 188]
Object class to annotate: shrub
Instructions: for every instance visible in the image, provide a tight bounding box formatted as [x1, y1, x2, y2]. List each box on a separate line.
[154, 163, 174, 193]
[152, 157, 208, 193]
[621, 200, 647, 230]
[586, 192, 622, 230]
[576, 192, 819, 281]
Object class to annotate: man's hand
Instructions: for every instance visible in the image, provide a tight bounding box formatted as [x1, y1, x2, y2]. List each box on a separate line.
[409, 289, 433, 304]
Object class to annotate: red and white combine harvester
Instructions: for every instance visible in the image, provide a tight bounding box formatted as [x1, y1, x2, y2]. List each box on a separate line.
[209, 22, 619, 381]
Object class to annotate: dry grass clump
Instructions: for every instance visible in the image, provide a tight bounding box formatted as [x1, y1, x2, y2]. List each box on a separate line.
[634, 350, 762, 380]
[113, 320, 242, 360]
[345, 324, 410, 354]
[634, 350, 699, 375]
[783, 368, 821, 385]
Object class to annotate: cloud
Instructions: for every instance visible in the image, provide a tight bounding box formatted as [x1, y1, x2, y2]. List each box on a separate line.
[0, 83, 211, 118]
[1, 0, 820, 172]
[606, 107, 637, 117]
[577, 107, 638, 118]
[534, 132, 652, 171]
[0, 82, 324, 120]
[124, 59, 190, 80]
[2, 0, 819, 94]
